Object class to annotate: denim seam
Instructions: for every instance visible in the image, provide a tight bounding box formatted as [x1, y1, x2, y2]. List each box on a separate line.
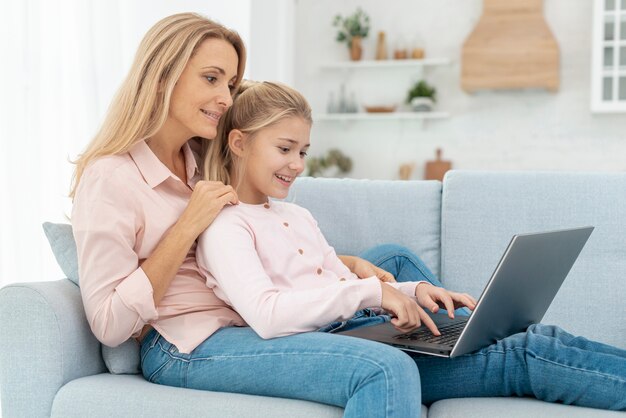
[465, 346, 626, 384]
[189, 350, 394, 415]
[531, 353, 626, 384]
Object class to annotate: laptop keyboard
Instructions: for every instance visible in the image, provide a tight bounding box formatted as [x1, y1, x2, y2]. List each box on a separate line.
[393, 318, 468, 346]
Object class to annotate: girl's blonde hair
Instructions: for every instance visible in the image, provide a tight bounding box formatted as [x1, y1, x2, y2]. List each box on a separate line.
[203, 80, 312, 185]
[70, 12, 246, 198]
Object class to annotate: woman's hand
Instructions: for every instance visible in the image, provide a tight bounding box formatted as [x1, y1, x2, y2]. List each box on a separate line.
[380, 283, 440, 335]
[414, 283, 477, 319]
[178, 180, 239, 238]
[342, 255, 396, 283]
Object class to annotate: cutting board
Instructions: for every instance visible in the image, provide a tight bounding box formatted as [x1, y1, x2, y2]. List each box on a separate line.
[424, 149, 451, 181]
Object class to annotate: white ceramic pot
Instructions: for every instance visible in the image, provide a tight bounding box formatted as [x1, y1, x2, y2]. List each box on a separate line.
[410, 97, 434, 112]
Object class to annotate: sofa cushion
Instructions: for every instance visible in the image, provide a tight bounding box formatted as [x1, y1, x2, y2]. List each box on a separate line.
[52, 374, 344, 418]
[428, 397, 622, 418]
[53, 374, 427, 418]
[289, 177, 443, 279]
[42, 222, 141, 375]
[441, 170, 626, 348]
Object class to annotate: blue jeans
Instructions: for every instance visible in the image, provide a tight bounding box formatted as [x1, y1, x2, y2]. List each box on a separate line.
[141, 244, 626, 416]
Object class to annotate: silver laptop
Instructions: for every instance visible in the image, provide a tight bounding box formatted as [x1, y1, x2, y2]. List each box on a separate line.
[339, 226, 594, 358]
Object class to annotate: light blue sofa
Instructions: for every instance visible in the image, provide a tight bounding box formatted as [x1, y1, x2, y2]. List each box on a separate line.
[1, 170, 624, 418]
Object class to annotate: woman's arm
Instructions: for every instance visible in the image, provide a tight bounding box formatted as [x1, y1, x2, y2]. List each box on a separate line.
[73, 169, 159, 347]
[142, 180, 238, 303]
[73, 167, 236, 346]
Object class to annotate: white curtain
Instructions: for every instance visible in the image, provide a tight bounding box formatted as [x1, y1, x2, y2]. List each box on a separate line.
[0, 0, 252, 289]
[0, 0, 128, 287]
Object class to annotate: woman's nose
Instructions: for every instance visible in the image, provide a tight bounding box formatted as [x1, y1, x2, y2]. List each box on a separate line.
[217, 84, 233, 108]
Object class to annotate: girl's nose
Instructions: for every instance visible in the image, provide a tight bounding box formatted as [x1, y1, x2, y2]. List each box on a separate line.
[289, 157, 305, 173]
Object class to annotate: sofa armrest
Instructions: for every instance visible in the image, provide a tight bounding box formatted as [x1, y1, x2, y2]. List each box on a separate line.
[0, 279, 106, 418]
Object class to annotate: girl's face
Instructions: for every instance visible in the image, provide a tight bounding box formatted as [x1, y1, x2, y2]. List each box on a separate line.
[167, 38, 239, 141]
[235, 116, 311, 204]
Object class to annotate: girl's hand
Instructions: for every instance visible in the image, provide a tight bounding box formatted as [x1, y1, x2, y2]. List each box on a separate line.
[348, 256, 397, 283]
[414, 283, 477, 319]
[178, 180, 239, 238]
[381, 283, 440, 335]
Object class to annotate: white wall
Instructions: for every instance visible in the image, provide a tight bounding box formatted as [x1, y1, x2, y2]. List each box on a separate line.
[0, 1, 252, 289]
[294, 0, 626, 180]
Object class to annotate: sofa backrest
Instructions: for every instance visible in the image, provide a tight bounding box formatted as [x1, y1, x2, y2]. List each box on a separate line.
[289, 177, 443, 279]
[441, 170, 626, 349]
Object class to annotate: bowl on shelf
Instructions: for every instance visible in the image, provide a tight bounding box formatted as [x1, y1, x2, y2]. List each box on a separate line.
[364, 105, 397, 113]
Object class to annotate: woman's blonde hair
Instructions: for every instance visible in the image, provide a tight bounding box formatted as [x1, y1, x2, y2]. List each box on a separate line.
[203, 80, 312, 185]
[70, 12, 246, 198]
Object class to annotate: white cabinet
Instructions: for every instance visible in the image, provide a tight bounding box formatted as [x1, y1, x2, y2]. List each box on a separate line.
[591, 0, 626, 112]
[317, 58, 451, 127]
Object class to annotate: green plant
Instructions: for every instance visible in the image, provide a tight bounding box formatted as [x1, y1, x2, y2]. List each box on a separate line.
[406, 80, 437, 104]
[332, 8, 370, 47]
[307, 149, 353, 177]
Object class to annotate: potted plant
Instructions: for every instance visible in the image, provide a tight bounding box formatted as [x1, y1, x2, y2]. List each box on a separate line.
[332, 8, 370, 61]
[307, 149, 353, 177]
[406, 80, 437, 111]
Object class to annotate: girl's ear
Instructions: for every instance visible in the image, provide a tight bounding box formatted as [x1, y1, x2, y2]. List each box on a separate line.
[228, 129, 246, 158]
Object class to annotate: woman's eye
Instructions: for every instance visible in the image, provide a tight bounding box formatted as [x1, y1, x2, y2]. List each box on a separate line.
[228, 84, 236, 91]
[278, 147, 290, 153]
[300, 151, 308, 158]
[205, 76, 217, 83]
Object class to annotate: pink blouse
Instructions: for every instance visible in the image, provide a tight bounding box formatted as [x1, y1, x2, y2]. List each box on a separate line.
[196, 201, 419, 339]
[72, 140, 245, 354]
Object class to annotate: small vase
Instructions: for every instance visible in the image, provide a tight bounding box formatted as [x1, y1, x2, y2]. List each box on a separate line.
[375, 31, 387, 60]
[350, 36, 363, 61]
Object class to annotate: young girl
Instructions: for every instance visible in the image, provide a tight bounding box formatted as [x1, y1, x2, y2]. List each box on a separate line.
[196, 80, 476, 339]
[196, 80, 626, 412]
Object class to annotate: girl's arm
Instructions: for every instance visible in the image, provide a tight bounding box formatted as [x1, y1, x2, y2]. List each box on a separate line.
[302, 209, 421, 298]
[196, 220, 383, 339]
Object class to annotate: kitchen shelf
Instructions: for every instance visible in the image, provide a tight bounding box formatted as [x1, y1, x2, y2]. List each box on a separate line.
[316, 111, 449, 121]
[320, 58, 451, 71]
[315, 111, 449, 129]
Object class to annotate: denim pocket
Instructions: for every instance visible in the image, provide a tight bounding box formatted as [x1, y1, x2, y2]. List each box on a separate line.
[147, 357, 175, 383]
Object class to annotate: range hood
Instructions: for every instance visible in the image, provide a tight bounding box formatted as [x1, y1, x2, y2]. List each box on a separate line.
[461, 0, 560, 92]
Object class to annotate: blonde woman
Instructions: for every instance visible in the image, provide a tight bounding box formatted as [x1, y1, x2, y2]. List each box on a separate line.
[71, 13, 426, 417]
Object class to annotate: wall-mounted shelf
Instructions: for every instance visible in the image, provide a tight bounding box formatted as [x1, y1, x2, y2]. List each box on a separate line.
[320, 58, 451, 71]
[318, 57, 452, 129]
[316, 111, 449, 120]
[315, 111, 449, 129]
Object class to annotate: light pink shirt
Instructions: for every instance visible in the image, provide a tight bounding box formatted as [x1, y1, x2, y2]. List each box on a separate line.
[196, 201, 419, 339]
[72, 140, 245, 354]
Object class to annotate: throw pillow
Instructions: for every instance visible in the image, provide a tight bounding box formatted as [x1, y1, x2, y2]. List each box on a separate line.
[102, 339, 142, 375]
[42, 222, 79, 286]
[42, 222, 141, 374]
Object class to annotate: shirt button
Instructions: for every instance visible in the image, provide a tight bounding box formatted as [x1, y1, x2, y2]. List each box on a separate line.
[283, 222, 289, 227]
[339, 278, 346, 281]
[264, 203, 270, 209]
[316, 268, 322, 275]
[298, 249, 304, 255]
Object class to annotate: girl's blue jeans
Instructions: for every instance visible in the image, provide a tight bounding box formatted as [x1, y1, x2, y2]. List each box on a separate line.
[141, 244, 626, 417]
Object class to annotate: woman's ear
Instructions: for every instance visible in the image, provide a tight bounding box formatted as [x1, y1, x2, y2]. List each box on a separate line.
[228, 129, 246, 157]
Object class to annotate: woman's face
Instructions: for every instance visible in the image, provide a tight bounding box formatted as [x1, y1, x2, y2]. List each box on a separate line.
[168, 38, 239, 140]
